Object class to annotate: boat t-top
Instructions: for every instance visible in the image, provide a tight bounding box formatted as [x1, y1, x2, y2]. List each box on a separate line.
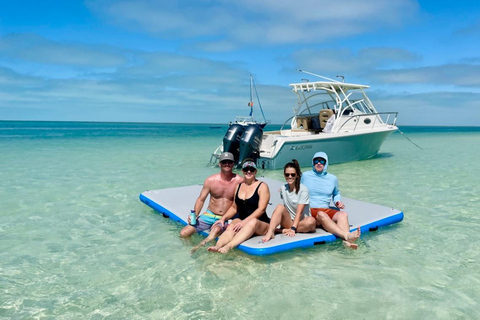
[212, 71, 398, 169]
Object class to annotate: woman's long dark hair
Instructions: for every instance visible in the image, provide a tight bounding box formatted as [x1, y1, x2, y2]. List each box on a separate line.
[284, 159, 301, 194]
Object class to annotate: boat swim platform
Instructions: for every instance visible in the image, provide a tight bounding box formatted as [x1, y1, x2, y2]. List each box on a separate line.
[139, 177, 403, 256]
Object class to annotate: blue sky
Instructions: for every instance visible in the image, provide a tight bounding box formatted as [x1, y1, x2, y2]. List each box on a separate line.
[1, 0, 479, 125]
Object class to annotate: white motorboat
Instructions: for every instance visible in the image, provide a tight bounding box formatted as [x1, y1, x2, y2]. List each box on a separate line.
[212, 71, 398, 170]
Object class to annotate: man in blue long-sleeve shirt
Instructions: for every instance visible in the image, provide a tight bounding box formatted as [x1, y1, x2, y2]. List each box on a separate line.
[301, 151, 361, 249]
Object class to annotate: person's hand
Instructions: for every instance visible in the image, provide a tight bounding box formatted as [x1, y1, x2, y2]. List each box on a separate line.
[233, 221, 245, 232]
[282, 228, 296, 237]
[335, 201, 345, 209]
[213, 219, 225, 229]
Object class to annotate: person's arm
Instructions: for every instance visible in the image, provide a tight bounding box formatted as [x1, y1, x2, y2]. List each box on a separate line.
[233, 182, 270, 231]
[188, 180, 211, 223]
[332, 177, 343, 208]
[291, 204, 304, 229]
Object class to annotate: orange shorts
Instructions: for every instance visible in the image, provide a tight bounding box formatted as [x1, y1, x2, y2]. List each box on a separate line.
[310, 208, 339, 219]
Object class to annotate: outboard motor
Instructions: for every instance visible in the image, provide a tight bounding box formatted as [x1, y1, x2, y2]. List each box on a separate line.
[237, 125, 263, 166]
[222, 123, 245, 161]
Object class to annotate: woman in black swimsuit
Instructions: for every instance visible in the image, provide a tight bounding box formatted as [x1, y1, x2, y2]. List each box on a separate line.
[208, 160, 270, 254]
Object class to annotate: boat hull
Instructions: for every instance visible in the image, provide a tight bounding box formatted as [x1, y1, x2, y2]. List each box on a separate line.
[258, 128, 396, 169]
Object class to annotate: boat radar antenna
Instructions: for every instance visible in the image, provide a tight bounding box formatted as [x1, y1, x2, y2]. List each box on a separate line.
[297, 69, 341, 83]
[336, 75, 345, 83]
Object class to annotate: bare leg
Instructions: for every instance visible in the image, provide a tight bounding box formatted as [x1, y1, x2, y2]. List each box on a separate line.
[297, 216, 317, 233]
[332, 211, 361, 243]
[191, 224, 222, 253]
[207, 219, 239, 252]
[262, 205, 287, 242]
[218, 219, 269, 254]
[180, 225, 197, 237]
[317, 211, 360, 248]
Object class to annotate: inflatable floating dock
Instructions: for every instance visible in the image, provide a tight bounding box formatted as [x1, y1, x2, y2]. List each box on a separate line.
[139, 178, 403, 256]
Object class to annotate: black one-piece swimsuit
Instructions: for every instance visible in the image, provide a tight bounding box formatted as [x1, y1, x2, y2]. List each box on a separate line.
[235, 182, 270, 223]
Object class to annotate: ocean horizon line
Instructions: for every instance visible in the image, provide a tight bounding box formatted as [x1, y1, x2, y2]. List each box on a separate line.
[1, 119, 479, 129]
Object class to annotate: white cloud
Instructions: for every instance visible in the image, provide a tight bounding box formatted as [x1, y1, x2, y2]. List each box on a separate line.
[1, 22, 479, 125]
[3, 54, 480, 126]
[289, 47, 420, 78]
[0, 33, 127, 68]
[454, 18, 480, 37]
[288, 47, 480, 89]
[370, 64, 480, 87]
[0, 50, 295, 123]
[86, 0, 419, 48]
[371, 90, 480, 126]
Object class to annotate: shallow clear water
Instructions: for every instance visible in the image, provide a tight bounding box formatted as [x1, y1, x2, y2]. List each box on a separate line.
[1, 122, 479, 319]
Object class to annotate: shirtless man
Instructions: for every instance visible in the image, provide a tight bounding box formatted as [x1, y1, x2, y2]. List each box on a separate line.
[180, 152, 244, 253]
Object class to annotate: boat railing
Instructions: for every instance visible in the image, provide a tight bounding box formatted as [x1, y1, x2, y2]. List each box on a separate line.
[210, 144, 223, 165]
[336, 112, 398, 132]
[233, 116, 255, 124]
[281, 111, 398, 132]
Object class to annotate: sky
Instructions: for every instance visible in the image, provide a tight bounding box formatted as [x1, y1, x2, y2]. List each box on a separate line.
[0, 0, 479, 126]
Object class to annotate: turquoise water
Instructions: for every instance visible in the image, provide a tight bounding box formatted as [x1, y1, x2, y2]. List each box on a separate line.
[1, 121, 480, 319]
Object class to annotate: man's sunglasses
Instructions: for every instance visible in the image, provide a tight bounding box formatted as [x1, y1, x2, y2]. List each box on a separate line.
[220, 160, 234, 165]
[313, 158, 326, 165]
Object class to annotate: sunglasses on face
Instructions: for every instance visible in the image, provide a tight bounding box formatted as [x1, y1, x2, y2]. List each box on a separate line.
[313, 159, 326, 165]
[242, 167, 256, 173]
[284, 173, 297, 178]
[220, 160, 234, 165]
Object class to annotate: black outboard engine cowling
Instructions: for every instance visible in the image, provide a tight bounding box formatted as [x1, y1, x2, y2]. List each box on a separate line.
[238, 125, 263, 166]
[222, 124, 245, 161]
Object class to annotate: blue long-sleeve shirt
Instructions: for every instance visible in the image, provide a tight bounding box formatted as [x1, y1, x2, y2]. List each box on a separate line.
[300, 151, 341, 208]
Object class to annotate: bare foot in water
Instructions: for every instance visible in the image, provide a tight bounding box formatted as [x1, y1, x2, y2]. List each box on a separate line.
[191, 239, 211, 254]
[262, 230, 275, 242]
[346, 227, 361, 243]
[343, 240, 358, 250]
[218, 246, 232, 254]
[191, 244, 203, 254]
[207, 246, 219, 252]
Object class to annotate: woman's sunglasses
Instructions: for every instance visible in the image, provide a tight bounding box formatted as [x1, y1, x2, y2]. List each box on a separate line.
[284, 173, 297, 178]
[242, 167, 256, 173]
